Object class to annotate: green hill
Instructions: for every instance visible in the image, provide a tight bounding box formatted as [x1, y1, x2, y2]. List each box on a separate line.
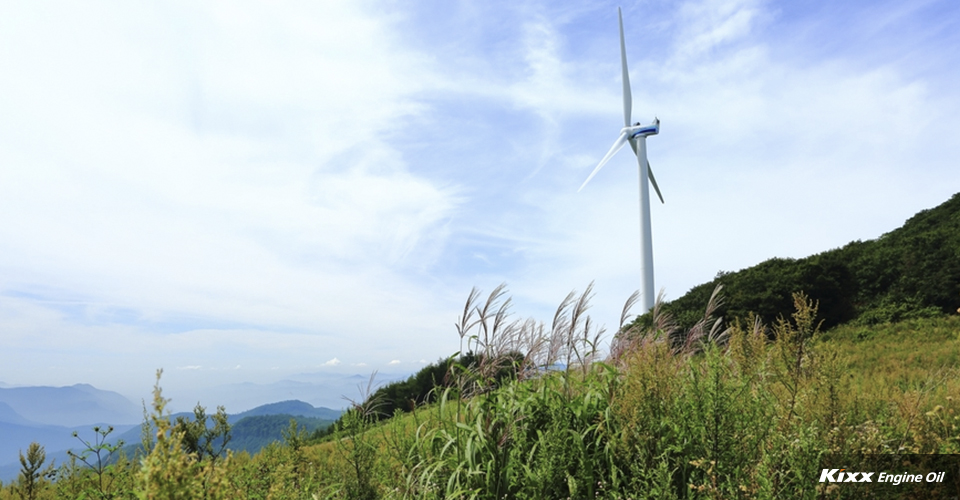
[229, 414, 335, 454]
[229, 400, 341, 423]
[654, 192, 960, 332]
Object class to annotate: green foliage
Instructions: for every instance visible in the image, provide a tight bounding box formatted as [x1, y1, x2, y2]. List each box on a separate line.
[66, 425, 126, 499]
[333, 409, 380, 500]
[14, 442, 51, 500]
[613, 297, 959, 499]
[230, 414, 333, 454]
[853, 296, 942, 326]
[133, 370, 237, 499]
[377, 358, 455, 415]
[375, 351, 520, 418]
[6, 282, 959, 499]
[172, 403, 231, 465]
[134, 370, 205, 498]
[317, 350, 522, 443]
[651, 192, 960, 332]
[402, 368, 623, 499]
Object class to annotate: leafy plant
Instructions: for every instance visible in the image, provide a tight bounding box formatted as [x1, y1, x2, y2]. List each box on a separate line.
[13, 442, 52, 500]
[67, 425, 125, 498]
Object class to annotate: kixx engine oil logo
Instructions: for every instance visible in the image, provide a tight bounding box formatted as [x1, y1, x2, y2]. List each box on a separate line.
[819, 469, 947, 484]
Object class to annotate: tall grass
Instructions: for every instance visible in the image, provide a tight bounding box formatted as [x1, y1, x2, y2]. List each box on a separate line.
[3, 286, 957, 499]
[393, 286, 959, 499]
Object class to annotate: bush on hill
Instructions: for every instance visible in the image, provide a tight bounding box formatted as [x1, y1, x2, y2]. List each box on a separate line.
[652, 192, 960, 332]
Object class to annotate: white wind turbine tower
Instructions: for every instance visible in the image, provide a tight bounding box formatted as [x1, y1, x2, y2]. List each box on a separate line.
[579, 7, 664, 314]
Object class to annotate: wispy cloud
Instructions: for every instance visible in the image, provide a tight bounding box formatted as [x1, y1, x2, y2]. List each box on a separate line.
[673, 0, 765, 60]
[0, 0, 957, 409]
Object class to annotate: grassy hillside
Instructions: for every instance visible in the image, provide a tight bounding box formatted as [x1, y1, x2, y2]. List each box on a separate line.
[3, 197, 959, 498]
[655, 192, 960, 332]
[4, 288, 957, 499]
[304, 310, 960, 499]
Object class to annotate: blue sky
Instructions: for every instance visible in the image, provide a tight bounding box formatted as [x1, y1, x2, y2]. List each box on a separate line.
[1, 0, 958, 412]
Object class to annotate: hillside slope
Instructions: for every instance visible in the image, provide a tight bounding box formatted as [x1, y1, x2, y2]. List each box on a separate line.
[657, 192, 960, 331]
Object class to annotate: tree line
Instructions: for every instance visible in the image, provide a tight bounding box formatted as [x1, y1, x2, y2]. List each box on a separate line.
[649, 192, 960, 333]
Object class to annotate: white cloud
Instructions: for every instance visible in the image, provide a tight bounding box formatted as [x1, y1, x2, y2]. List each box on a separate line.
[0, 2, 462, 358]
[0, 0, 958, 409]
[674, 0, 765, 60]
[323, 358, 342, 367]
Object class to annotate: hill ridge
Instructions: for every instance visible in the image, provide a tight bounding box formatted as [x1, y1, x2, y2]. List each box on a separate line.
[655, 192, 960, 331]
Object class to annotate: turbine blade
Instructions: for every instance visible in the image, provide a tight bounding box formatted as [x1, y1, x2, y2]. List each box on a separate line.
[579, 132, 629, 192]
[647, 161, 664, 203]
[628, 139, 662, 203]
[619, 7, 632, 128]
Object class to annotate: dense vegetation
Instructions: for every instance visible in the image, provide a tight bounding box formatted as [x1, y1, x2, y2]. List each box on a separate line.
[2, 285, 958, 499]
[2, 195, 958, 499]
[653, 193, 960, 332]
[317, 350, 522, 439]
[230, 415, 335, 455]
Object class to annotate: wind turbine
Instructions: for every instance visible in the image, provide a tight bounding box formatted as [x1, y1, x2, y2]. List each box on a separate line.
[579, 7, 664, 314]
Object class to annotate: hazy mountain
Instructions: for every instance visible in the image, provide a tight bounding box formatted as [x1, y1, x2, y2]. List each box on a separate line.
[0, 372, 394, 482]
[172, 371, 411, 413]
[0, 401, 31, 426]
[0, 384, 142, 482]
[0, 384, 140, 427]
[230, 400, 341, 422]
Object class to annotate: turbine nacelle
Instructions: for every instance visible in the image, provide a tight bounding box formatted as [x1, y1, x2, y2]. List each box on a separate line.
[624, 119, 659, 139]
[577, 115, 662, 194]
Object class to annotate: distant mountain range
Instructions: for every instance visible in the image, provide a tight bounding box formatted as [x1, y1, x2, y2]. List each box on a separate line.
[166, 371, 410, 413]
[0, 401, 33, 426]
[0, 384, 140, 427]
[0, 383, 143, 482]
[0, 382, 342, 483]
